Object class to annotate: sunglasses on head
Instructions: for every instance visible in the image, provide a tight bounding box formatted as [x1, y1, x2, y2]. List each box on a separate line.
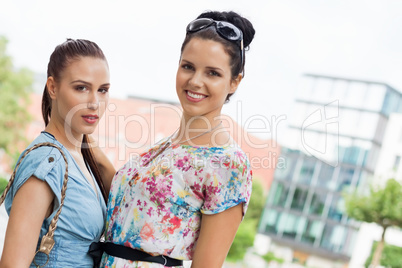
[186, 18, 245, 77]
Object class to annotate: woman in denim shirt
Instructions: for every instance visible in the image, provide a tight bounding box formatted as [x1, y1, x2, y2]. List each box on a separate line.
[0, 39, 115, 267]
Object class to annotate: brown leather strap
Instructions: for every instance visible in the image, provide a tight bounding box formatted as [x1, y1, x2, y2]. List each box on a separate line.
[0, 142, 69, 267]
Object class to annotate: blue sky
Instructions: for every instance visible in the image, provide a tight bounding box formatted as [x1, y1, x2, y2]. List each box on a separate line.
[1, 0, 401, 142]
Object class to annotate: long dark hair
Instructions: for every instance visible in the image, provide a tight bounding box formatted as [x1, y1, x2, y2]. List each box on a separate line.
[42, 38, 108, 202]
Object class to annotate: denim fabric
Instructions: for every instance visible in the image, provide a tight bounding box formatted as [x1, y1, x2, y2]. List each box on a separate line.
[5, 132, 106, 267]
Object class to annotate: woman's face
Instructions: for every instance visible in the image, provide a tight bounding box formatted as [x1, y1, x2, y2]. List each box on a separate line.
[48, 56, 110, 139]
[176, 37, 241, 121]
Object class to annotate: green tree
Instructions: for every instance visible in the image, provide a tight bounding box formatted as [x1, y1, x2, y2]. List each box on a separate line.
[0, 36, 33, 166]
[227, 179, 265, 261]
[0, 177, 8, 195]
[365, 242, 402, 268]
[344, 179, 402, 268]
[261, 251, 284, 265]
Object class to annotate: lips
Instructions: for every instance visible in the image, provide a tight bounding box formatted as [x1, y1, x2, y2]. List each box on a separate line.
[82, 114, 99, 124]
[186, 90, 207, 102]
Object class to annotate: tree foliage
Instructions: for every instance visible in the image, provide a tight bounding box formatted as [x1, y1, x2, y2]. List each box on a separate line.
[261, 251, 284, 264]
[0, 36, 33, 165]
[344, 179, 402, 268]
[227, 179, 265, 261]
[365, 242, 402, 268]
[0, 177, 7, 195]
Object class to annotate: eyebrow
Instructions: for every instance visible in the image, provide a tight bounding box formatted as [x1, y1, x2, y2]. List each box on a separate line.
[70, 80, 110, 87]
[206, 66, 224, 73]
[181, 59, 224, 73]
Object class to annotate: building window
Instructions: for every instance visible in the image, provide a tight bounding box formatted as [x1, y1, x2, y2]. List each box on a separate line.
[301, 219, 324, 244]
[381, 89, 400, 116]
[276, 213, 307, 240]
[260, 210, 279, 234]
[342, 145, 362, 166]
[317, 163, 335, 190]
[320, 224, 347, 253]
[309, 192, 327, 216]
[275, 155, 297, 181]
[270, 182, 290, 207]
[291, 187, 308, 211]
[281, 213, 298, 239]
[328, 195, 345, 221]
[337, 167, 355, 191]
[298, 158, 315, 185]
[355, 170, 369, 188]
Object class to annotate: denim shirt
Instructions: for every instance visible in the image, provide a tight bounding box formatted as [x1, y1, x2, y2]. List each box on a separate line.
[5, 132, 106, 267]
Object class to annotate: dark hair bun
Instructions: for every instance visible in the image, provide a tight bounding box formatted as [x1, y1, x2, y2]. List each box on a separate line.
[197, 11, 255, 49]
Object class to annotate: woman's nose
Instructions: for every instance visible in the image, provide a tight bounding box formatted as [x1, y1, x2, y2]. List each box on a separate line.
[87, 93, 99, 110]
[188, 72, 203, 89]
[87, 102, 98, 110]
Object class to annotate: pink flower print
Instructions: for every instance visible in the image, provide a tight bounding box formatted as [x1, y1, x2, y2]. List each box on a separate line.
[161, 213, 170, 223]
[147, 207, 154, 217]
[183, 227, 190, 237]
[190, 182, 203, 199]
[191, 182, 201, 192]
[140, 222, 155, 240]
[124, 240, 133, 248]
[164, 247, 175, 255]
[175, 159, 184, 168]
[166, 216, 182, 234]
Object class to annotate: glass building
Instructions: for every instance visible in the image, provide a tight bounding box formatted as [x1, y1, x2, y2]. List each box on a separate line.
[258, 74, 402, 263]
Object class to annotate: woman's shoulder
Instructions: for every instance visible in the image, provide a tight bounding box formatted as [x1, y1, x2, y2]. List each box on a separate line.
[20, 132, 67, 165]
[5, 132, 68, 212]
[217, 144, 250, 170]
[14, 132, 68, 178]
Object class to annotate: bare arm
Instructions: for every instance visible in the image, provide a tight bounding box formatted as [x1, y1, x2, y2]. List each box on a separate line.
[191, 204, 243, 268]
[0, 177, 53, 268]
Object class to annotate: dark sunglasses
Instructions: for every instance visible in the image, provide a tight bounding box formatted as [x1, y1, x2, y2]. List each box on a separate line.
[186, 18, 245, 77]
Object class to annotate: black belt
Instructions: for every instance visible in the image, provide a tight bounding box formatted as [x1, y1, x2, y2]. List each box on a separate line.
[89, 241, 183, 267]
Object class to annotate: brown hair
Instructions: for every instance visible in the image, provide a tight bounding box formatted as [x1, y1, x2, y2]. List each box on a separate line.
[181, 11, 255, 102]
[42, 38, 108, 202]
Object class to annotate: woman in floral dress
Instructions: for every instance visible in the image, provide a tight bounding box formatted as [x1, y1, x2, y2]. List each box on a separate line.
[100, 10, 255, 268]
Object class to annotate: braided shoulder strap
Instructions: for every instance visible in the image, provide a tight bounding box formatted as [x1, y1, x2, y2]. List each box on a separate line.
[0, 142, 69, 267]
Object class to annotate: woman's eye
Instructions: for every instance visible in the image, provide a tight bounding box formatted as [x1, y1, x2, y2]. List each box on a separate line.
[76, 86, 87, 91]
[99, 88, 109, 94]
[182, 64, 194, 71]
[209, 70, 220, 77]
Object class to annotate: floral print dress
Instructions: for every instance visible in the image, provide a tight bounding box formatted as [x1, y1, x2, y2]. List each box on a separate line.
[101, 138, 252, 268]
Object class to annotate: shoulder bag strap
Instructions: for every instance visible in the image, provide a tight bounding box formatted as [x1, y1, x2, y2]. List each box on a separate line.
[0, 142, 69, 268]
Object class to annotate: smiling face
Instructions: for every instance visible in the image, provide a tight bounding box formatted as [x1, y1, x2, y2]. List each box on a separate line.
[176, 38, 241, 122]
[47, 56, 110, 139]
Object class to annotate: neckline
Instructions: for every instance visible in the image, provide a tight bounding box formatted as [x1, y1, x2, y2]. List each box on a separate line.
[41, 130, 56, 139]
[168, 135, 236, 149]
[40, 131, 102, 201]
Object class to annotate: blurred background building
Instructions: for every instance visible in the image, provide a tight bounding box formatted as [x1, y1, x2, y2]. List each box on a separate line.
[257, 74, 402, 267]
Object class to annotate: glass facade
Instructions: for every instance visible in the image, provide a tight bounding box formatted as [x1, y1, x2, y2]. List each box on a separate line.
[259, 74, 402, 261]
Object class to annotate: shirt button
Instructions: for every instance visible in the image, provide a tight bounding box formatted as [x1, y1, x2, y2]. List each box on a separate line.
[48, 157, 55, 163]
